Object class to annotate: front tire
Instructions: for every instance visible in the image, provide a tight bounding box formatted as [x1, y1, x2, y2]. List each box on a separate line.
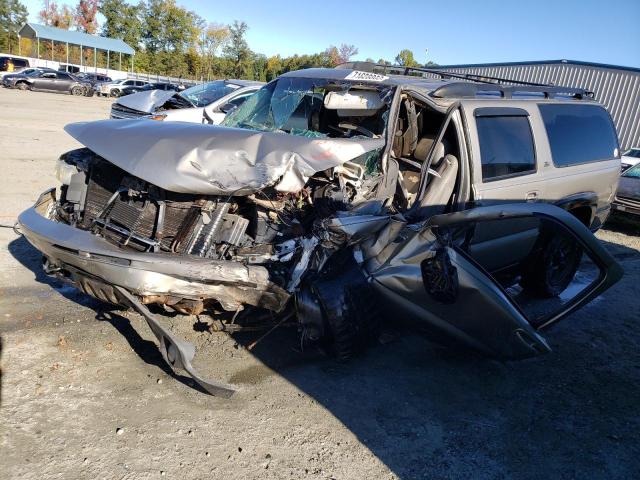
[16, 82, 29, 91]
[110, 89, 120, 97]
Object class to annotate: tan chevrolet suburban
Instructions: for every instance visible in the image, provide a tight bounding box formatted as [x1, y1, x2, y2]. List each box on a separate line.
[18, 63, 623, 395]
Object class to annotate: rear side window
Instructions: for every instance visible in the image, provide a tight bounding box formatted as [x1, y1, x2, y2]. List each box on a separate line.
[14, 59, 28, 68]
[476, 113, 536, 181]
[539, 104, 619, 167]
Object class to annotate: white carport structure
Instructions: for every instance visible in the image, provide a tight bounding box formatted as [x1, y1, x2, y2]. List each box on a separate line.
[17, 23, 135, 72]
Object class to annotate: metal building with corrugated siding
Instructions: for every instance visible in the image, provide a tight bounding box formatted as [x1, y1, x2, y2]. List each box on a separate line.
[425, 60, 640, 151]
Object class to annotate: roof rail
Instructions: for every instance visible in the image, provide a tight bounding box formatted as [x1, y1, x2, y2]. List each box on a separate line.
[430, 83, 593, 100]
[336, 61, 593, 99]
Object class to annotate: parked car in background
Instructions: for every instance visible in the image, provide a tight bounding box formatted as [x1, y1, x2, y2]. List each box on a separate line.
[1, 67, 57, 83]
[76, 72, 113, 85]
[96, 78, 148, 97]
[0, 55, 29, 74]
[2, 69, 93, 96]
[621, 147, 640, 171]
[119, 82, 182, 97]
[20, 65, 623, 395]
[612, 162, 640, 218]
[110, 79, 263, 123]
[0, 65, 33, 79]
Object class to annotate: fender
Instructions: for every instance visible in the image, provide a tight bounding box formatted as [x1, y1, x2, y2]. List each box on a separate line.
[553, 191, 598, 227]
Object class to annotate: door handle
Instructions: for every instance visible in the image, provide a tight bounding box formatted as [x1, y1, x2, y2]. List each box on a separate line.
[525, 191, 539, 202]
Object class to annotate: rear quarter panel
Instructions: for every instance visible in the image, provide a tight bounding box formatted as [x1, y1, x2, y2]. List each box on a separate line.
[532, 101, 620, 225]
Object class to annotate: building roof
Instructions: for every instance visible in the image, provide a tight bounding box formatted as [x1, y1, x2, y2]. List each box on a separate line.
[432, 59, 640, 74]
[19, 23, 135, 55]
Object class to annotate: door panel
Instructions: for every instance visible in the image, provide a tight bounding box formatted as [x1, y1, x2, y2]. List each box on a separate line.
[33, 75, 55, 91]
[365, 203, 622, 359]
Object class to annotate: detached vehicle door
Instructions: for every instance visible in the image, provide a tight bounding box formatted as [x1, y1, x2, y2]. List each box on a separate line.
[364, 203, 622, 360]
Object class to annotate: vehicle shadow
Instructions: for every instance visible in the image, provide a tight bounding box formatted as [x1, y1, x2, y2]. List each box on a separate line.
[604, 212, 640, 236]
[229, 236, 640, 479]
[9, 234, 640, 479]
[7, 235, 101, 307]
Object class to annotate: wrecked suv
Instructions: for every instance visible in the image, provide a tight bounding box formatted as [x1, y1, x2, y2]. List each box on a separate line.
[19, 64, 623, 396]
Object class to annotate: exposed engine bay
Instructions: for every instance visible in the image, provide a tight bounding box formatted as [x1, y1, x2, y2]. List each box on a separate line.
[54, 144, 386, 312]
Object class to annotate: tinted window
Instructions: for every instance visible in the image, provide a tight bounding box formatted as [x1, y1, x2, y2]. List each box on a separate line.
[476, 115, 536, 181]
[14, 59, 28, 67]
[539, 104, 618, 167]
[57, 72, 71, 80]
[624, 149, 640, 159]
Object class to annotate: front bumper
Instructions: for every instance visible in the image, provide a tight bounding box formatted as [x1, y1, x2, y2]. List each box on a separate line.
[612, 198, 640, 217]
[18, 190, 289, 312]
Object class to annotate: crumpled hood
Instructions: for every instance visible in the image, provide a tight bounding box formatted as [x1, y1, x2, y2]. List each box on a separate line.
[64, 120, 384, 195]
[115, 89, 178, 113]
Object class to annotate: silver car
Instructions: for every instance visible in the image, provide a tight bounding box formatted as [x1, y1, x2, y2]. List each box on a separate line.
[109, 79, 264, 124]
[96, 78, 148, 97]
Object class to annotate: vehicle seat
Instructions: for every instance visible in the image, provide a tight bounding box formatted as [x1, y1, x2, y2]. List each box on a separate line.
[397, 135, 446, 205]
[416, 149, 459, 219]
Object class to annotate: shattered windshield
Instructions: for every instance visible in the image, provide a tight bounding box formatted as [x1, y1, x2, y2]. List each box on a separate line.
[222, 77, 392, 139]
[178, 80, 239, 107]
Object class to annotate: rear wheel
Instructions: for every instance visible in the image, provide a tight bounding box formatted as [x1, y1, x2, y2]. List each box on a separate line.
[520, 232, 583, 298]
[16, 82, 29, 91]
[71, 86, 84, 96]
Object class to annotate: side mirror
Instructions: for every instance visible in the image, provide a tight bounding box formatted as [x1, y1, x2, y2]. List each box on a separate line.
[218, 102, 238, 114]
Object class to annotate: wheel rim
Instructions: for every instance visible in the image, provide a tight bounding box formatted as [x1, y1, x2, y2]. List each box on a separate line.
[546, 237, 580, 289]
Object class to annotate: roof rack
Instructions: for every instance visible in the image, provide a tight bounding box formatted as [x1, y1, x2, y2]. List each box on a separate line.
[430, 83, 593, 100]
[336, 61, 594, 99]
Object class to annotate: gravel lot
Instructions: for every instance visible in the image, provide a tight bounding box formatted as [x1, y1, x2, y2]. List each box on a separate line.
[1, 87, 639, 480]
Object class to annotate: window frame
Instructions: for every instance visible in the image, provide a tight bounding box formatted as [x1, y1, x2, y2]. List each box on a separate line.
[474, 108, 538, 183]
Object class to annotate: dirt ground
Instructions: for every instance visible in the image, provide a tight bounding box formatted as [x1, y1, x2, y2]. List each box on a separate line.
[1, 87, 639, 480]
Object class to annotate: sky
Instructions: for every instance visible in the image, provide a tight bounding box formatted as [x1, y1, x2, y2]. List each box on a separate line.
[21, 0, 640, 68]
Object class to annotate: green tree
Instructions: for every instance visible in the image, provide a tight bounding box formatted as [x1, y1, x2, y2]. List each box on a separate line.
[395, 49, 419, 67]
[99, 0, 144, 49]
[142, 0, 166, 53]
[197, 22, 229, 79]
[223, 20, 251, 78]
[0, 0, 28, 53]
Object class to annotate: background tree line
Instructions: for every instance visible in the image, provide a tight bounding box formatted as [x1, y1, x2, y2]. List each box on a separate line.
[1, 0, 438, 81]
